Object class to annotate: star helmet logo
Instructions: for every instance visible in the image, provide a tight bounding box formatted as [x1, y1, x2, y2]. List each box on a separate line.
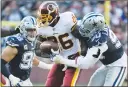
[93, 21, 97, 27]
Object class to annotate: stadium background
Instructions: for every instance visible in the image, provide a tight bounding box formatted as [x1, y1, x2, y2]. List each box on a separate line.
[1, 0, 127, 86]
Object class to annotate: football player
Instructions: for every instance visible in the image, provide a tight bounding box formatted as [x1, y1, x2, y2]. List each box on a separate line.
[1, 16, 53, 86]
[36, 1, 82, 86]
[52, 12, 127, 86]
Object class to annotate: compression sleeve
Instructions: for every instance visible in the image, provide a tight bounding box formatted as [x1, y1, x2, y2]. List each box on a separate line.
[1, 59, 11, 78]
[71, 24, 83, 39]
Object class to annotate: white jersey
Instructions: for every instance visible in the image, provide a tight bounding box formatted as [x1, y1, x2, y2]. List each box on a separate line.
[37, 12, 81, 59]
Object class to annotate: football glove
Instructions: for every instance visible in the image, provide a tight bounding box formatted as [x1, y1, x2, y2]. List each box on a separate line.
[9, 74, 22, 86]
[51, 49, 68, 71]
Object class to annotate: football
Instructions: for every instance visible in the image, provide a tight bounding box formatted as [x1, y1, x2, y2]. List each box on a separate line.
[40, 41, 59, 54]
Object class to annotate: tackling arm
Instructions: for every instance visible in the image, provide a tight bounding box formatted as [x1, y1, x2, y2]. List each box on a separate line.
[71, 24, 83, 39]
[53, 43, 108, 69]
[71, 24, 88, 56]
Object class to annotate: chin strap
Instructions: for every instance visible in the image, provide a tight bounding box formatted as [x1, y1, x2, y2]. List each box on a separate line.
[27, 36, 35, 42]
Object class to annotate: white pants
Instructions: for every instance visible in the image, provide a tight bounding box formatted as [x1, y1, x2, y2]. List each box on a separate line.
[5, 77, 33, 86]
[88, 65, 127, 86]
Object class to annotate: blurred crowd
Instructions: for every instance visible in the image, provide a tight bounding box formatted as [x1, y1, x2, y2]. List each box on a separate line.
[1, 0, 128, 54]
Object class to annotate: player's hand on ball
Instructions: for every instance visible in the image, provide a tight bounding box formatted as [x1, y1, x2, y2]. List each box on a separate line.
[9, 74, 21, 86]
[51, 48, 60, 55]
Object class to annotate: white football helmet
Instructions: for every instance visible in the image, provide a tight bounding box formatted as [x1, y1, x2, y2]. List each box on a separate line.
[79, 12, 106, 37]
[18, 16, 37, 42]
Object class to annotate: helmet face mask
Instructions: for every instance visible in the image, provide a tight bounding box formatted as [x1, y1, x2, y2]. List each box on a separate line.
[79, 12, 105, 38]
[25, 28, 37, 42]
[37, 1, 59, 27]
[19, 16, 37, 42]
[79, 25, 93, 37]
[37, 13, 53, 26]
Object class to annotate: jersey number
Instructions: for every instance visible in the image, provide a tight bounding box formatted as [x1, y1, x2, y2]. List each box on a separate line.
[47, 33, 73, 50]
[19, 51, 33, 69]
[109, 30, 121, 49]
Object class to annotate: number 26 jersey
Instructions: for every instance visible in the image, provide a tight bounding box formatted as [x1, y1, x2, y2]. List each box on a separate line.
[37, 12, 81, 59]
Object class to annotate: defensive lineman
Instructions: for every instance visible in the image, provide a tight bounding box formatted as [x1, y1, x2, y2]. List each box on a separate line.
[52, 12, 127, 86]
[1, 16, 53, 86]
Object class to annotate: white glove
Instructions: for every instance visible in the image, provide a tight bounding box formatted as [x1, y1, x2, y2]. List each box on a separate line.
[52, 54, 64, 64]
[51, 49, 68, 71]
[17, 80, 32, 86]
[9, 74, 21, 86]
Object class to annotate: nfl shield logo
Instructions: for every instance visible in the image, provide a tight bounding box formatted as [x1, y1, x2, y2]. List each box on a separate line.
[24, 45, 28, 50]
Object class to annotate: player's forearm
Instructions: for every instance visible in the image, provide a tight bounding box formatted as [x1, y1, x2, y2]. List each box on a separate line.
[1, 59, 11, 78]
[59, 56, 99, 69]
[59, 58, 79, 68]
[59, 56, 94, 69]
[76, 44, 108, 69]
[76, 56, 99, 69]
[71, 24, 83, 39]
[38, 61, 53, 70]
[33, 57, 53, 69]
[59, 45, 107, 69]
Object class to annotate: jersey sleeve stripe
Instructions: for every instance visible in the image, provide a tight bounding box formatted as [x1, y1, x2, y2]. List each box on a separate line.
[6, 41, 19, 47]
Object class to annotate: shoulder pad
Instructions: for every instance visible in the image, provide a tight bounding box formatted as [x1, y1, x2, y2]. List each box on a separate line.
[62, 11, 77, 25]
[64, 12, 77, 31]
[90, 30, 108, 47]
[6, 36, 21, 47]
[62, 11, 74, 16]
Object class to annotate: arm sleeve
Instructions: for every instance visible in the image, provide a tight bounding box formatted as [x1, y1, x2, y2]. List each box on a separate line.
[1, 59, 11, 78]
[76, 43, 108, 69]
[71, 24, 83, 39]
